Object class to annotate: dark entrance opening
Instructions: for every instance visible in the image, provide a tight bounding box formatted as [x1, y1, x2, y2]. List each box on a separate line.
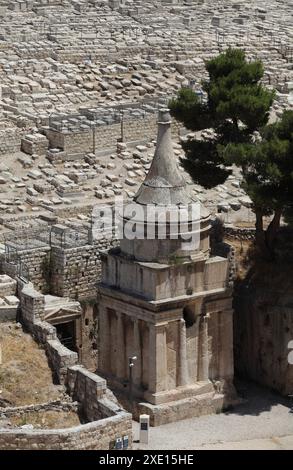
[55, 321, 77, 352]
[183, 306, 196, 328]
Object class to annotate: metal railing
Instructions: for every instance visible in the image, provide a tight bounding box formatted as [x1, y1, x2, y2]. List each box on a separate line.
[48, 96, 173, 133]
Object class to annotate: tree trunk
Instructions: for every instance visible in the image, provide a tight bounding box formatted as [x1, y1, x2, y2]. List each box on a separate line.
[232, 118, 239, 139]
[255, 209, 265, 248]
[265, 208, 282, 254]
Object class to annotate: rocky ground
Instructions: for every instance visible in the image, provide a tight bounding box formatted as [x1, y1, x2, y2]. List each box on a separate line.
[0, 322, 65, 406]
[0, 136, 254, 230]
[0, 323, 81, 429]
[0, 0, 291, 124]
[0, 0, 291, 239]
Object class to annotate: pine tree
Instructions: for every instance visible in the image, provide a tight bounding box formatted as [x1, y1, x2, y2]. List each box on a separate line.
[169, 48, 293, 254]
[223, 110, 293, 253]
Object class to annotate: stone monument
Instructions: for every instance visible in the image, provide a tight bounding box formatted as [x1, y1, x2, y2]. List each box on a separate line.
[97, 109, 236, 425]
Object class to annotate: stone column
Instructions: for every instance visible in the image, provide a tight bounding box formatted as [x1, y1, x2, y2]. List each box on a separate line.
[99, 305, 110, 373]
[116, 312, 125, 379]
[194, 316, 200, 380]
[178, 318, 189, 386]
[198, 315, 209, 381]
[148, 323, 168, 394]
[219, 310, 234, 380]
[133, 319, 142, 386]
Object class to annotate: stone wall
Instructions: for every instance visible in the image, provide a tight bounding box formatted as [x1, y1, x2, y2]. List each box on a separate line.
[46, 116, 180, 159]
[50, 239, 117, 299]
[18, 246, 51, 292]
[27, 317, 78, 384]
[53, 204, 94, 218]
[0, 413, 132, 450]
[0, 128, 24, 155]
[67, 365, 107, 422]
[79, 302, 98, 371]
[0, 260, 19, 280]
[138, 393, 224, 427]
[20, 283, 79, 383]
[20, 283, 45, 323]
[50, 245, 99, 299]
[0, 284, 133, 450]
[0, 401, 79, 419]
[0, 363, 132, 451]
[0, 245, 51, 293]
[1, 233, 116, 304]
[0, 274, 17, 297]
[21, 132, 48, 156]
[46, 339, 79, 384]
[224, 226, 256, 241]
[234, 285, 293, 396]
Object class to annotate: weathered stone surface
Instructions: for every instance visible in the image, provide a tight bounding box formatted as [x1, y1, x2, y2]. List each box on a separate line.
[97, 111, 236, 426]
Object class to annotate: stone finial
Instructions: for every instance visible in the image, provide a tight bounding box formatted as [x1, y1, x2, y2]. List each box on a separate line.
[157, 108, 172, 124]
[134, 109, 191, 206]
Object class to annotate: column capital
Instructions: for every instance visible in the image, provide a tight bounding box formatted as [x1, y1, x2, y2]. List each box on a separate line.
[149, 322, 168, 330]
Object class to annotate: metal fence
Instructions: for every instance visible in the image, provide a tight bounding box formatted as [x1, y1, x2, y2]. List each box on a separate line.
[48, 96, 173, 133]
[49, 225, 91, 249]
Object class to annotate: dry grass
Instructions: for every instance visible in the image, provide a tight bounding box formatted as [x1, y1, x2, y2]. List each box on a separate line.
[0, 323, 64, 406]
[10, 410, 81, 429]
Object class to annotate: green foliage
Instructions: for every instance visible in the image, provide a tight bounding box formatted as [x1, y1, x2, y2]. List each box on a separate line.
[169, 47, 275, 189]
[204, 48, 272, 131]
[180, 139, 231, 188]
[222, 110, 293, 218]
[169, 87, 209, 131]
[80, 297, 98, 308]
[169, 48, 293, 254]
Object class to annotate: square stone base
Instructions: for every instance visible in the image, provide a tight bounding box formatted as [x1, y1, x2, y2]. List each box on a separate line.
[136, 380, 238, 426]
[103, 377, 238, 427]
[137, 391, 225, 426]
[143, 381, 214, 405]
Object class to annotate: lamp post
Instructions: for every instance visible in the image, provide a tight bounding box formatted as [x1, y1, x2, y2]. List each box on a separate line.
[128, 355, 137, 412]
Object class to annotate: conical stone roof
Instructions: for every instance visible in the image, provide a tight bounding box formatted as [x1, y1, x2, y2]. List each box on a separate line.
[134, 109, 195, 206]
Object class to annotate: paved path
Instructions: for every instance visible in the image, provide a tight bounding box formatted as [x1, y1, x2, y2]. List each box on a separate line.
[133, 382, 293, 450]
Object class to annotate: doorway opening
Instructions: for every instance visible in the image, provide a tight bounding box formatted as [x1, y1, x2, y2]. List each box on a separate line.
[55, 321, 77, 352]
